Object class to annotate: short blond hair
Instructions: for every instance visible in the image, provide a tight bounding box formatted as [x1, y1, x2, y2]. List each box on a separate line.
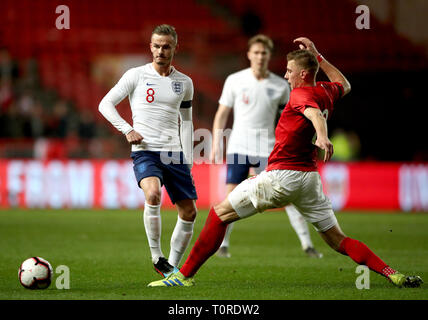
[287, 49, 319, 75]
[248, 34, 274, 52]
[152, 24, 178, 45]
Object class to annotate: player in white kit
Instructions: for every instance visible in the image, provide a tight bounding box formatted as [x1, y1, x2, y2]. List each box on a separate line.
[211, 34, 322, 258]
[99, 25, 197, 278]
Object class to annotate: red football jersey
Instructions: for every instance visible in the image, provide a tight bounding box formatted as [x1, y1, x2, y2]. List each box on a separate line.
[266, 82, 344, 172]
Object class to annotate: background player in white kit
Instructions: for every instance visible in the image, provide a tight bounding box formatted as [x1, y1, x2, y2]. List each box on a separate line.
[99, 25, 197, 278]
[211, 34, 322, 258]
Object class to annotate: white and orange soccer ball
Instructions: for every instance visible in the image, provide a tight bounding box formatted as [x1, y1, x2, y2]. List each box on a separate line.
[18, 257, 53, 289]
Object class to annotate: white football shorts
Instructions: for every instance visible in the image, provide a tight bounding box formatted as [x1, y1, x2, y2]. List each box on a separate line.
[227, 169, 337, 232]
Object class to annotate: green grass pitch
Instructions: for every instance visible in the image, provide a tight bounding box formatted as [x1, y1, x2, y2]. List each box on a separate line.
[0, 209, 427, 300]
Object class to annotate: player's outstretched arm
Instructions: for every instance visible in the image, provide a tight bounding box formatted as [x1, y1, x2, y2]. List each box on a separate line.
[293, 37, 351, 96]
[304, 107, 334, 162]
[210, 104, 232, 163]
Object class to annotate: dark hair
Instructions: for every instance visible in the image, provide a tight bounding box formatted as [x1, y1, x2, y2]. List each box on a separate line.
[248, 34, 273, 52]
[287, 50, 319, 74]
[152, 24, 178, 45]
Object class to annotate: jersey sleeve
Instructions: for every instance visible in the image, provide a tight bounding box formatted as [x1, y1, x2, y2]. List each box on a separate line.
[289, 89, 320, 114]
[113, 68, 138, 102]
[182, 77, 194, 105]
[218, 75, 235, 108]
[321, 81, 344, 103]
[98, 68, 138, 135]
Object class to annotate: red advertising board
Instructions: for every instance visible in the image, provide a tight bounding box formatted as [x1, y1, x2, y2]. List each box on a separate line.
[0, 160, 426, 211]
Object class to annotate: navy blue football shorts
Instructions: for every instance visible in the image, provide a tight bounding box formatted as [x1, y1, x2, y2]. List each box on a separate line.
[131, 150, 197, 204]
[226, 153, 268, 184]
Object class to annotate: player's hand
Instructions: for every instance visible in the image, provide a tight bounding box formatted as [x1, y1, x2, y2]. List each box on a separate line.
[315, 137, 334, 162]
[293, 37, 320, 56]
[126, 130, 144, 145]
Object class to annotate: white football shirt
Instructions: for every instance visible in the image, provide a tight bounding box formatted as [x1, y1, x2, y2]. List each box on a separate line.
[219, 68, 289, 157]
[99, 63, 193, 152]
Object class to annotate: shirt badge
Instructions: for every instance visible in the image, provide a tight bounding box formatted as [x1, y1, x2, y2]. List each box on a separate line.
[266, 88, 275, 98]
[171, 81, 184, 95]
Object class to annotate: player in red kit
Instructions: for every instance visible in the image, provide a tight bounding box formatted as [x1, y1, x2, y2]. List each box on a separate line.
[148, 37, 423, 288]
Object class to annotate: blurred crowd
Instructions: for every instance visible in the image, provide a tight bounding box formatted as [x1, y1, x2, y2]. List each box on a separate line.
[0, 48, 96, 139]
[0, 49, 130, 159]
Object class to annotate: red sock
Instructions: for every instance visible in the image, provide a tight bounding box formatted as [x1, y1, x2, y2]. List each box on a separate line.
[339, 237, 396, 277]
[180, 207, 227, 277]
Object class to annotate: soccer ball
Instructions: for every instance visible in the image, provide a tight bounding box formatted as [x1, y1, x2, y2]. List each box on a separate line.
[18, 257, 53, 289]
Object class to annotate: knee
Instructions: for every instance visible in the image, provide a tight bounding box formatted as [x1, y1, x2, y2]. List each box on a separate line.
[214, 201, 239, 224]
[145, 189, 162, 205]
[213, 203, 223, 215]
[180, 206, 197, 222]
[214, 202, 228, 218]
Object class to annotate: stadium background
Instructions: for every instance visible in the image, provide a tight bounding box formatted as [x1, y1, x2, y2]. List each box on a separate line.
[1, 0, 428, 303]
[0, 0, 427, 211]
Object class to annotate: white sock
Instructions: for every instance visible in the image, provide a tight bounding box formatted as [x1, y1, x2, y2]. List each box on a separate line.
[168, 215, 194, 267]
[285, 204, 313, 250]
[143, 202, 163, 264]
[220, 222, 234, 248]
